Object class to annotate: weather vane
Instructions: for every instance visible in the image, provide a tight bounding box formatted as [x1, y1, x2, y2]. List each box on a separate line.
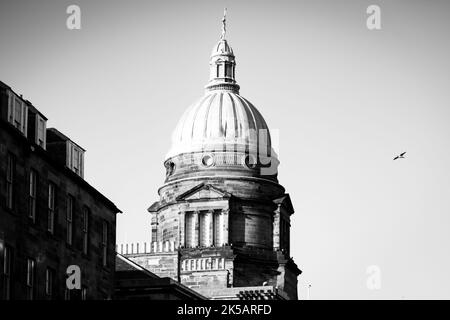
[221, 8, 227, 40]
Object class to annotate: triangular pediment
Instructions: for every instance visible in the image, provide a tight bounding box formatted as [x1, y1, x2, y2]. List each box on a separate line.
[273, 193, 295, 214]
[176, 183, 231, 201]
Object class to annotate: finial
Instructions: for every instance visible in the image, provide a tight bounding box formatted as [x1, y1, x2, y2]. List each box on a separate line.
[221, 8, 227, 40]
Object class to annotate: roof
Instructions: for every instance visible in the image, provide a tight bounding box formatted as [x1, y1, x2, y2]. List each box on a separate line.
[211, 38, 234, 57]
[0, 117, 122, 214]
[116, 254, 159, 278]
[166, 91, 272, 160]
[115, 254, 206, 300]
[273, 194, 295, 214]
[47, 127, 86, 151]
[0, 80, 47, 120]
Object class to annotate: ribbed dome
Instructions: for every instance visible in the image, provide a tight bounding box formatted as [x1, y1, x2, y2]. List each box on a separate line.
[211, 39, 234, 56]
[166, 91, 272, 160]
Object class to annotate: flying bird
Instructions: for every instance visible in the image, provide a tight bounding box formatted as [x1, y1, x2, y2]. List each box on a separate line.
[393, 152, 406, 160]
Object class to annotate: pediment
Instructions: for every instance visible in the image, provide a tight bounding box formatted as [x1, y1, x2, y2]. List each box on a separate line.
[176, 183, 231, 201]
[273, 193, 295, 214]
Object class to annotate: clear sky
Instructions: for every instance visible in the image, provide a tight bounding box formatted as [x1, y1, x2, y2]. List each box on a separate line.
[1, 0, 450, 299]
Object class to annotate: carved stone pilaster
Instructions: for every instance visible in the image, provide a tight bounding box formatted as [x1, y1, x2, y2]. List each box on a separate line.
[205, 210, 213, 247]
[193, 210, 200, 247]
[178, 211, 185, 248]
[222, 209, 229, 245]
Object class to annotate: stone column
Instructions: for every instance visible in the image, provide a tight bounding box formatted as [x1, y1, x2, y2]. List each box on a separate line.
[205, 210, 213, 247]
[151, 213, 158, 243]
[222, 209, 229, 245]
[218, 211, 224, 246]
[178, 211, 185, 248]
[273, 209, 280, 251]
[193, 211, 199, 247]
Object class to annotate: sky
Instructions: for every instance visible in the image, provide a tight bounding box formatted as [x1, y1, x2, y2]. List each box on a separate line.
[1, 0, 450, 299]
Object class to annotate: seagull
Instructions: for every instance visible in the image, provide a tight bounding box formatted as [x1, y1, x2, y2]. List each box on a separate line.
[393, 152, 406, 160]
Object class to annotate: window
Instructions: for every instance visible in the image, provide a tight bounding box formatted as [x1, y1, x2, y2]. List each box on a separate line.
[47, 183, 56, 233]
[225, 64, 232, 78]
[45, 268, 54, 298]
[73, 148, 80, 174]
[185, 212, 194, 248]
[244, 154, 257, 169]
[36, 116, 46, 149]
[26, 258, 35, 300]
[14, 98, 22, 129]
[6, 153, 15, 210]
[81, 287, 87, 300]
[3, 245, 12, 300]
[64, 288, 71, 300]
[29, 170, 37, 222]
[201, 154, 214, 167]
[280, 219, 290, 255]
[101, 221, 108, 267]
[218, 64, 224, 78]
[7, 91, 13, 123]
[165, 161, 175, 177]
[82, 207, 89, 255]
[66, 195, 74, 245]
[67, 142, 84, 178]
[6, 91, 28, 135]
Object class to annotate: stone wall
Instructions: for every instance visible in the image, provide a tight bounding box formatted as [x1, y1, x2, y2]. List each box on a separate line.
[119, 241, 179, 281]
[179, 246, 234, 292]
[0, 120, 118, 300]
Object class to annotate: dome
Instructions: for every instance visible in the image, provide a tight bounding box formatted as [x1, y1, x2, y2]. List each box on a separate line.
[166, 91, 272, 159]
[211, 39, 234, 57]
[164, 15, 278, 178]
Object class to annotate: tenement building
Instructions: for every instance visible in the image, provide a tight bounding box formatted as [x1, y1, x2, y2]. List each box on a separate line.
[120, 16, 301, 300]
[0, 81, 121, 300]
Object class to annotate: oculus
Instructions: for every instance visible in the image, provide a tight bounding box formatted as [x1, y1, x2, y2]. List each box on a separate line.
[201, 154, 215, 167]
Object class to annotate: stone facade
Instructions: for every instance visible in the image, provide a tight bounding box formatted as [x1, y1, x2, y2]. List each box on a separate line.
[121, 20, 301, 299]
[0, 81, 121, 300]
[118, 241, 179, 280]
[115, 254, 205, 300]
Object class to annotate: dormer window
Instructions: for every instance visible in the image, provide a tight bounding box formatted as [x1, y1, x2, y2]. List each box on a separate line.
[46, 128, 86, 179]
[66, 141, 84, 178]
[14, 98, 22, 128]
[7, 90, 28, 136]
[73, 148, 80, 174]
[36, 115, 47, 149]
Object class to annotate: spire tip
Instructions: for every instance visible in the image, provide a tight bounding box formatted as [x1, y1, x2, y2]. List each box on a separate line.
[221, 8, 227, 40]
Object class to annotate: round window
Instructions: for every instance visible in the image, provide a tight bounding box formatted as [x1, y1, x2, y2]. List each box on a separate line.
[244, 154, 257, 168]
[201, 154, 215, 167]
[166, 161, 175, 176]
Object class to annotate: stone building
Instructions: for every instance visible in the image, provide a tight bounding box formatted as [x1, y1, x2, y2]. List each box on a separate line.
[0, 81, 121, 300]
[120, 16, 301, 300]
[115, 253, 206, 300]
